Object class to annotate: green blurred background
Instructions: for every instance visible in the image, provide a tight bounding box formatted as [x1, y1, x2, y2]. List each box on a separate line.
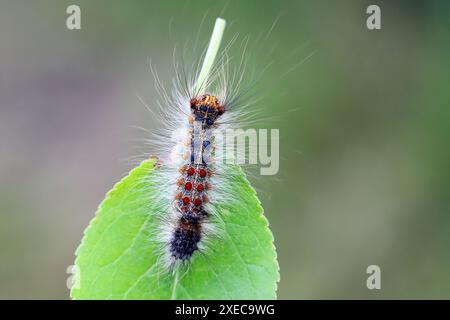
[1, 0, 449, 299]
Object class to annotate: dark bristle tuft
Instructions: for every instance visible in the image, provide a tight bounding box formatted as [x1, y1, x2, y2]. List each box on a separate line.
[170, 227, 201, 261]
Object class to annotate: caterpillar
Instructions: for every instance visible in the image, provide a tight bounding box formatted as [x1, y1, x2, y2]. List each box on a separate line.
[170, 94, 224, 261]
[144, 17, 260, 272]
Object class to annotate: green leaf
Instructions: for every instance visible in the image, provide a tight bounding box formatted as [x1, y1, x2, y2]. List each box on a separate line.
[71, 159, 279, 299]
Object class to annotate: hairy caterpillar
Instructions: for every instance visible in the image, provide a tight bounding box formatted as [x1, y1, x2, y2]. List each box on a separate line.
[143, 17, 263, 272]
[170, 93, 224, 261]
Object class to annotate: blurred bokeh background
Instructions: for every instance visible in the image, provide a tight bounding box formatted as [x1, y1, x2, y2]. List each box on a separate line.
[1, 0, 449, 299]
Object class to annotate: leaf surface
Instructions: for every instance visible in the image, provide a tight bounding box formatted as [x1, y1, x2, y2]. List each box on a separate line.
[71, 159, 279, 299]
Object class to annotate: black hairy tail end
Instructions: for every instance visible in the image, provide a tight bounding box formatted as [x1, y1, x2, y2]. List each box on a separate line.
[170, 213, 203, 261]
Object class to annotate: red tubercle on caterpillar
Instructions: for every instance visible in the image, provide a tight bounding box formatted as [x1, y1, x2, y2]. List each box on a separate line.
[184, 181, 193, 191]
[196, 183, 204, 192]
[193, 198, 202, 207]
[199, 169, 207, 178]
[182, 197, 190, 205]
[187, 167, 196, 176]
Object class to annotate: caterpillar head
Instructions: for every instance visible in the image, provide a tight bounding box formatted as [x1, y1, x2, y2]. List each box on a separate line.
[190, 95, 225, 127]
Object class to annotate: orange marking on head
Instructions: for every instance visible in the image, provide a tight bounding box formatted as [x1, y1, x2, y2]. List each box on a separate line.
[191, 94, 223, 113]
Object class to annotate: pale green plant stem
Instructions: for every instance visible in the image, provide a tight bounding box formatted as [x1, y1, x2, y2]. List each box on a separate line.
[193, 17, 226, 94]
[171, 269, 179, 299]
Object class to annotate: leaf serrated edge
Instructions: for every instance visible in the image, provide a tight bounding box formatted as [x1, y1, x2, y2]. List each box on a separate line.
[232, 165, 280, 298]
